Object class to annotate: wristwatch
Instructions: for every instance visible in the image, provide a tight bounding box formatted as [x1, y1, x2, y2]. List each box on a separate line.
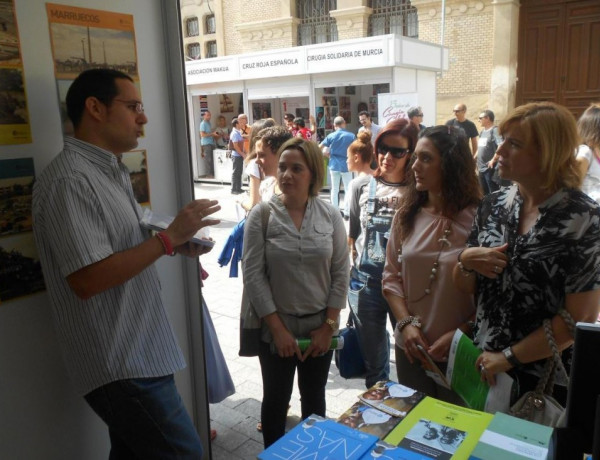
[502, 346, 522, 368]
[325, 318, 338, 331]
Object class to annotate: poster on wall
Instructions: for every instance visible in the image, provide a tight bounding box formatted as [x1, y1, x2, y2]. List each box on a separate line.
[378, 93, 418, 127]
[45, 3, 140, 135]
[252, 102, 271, 120]
[0, 232, 45, 304]
[0, 157, 35, 236]
[0, 0, 32, 145]
[121, 149, 150, 207]
[0, 157, 44, 304]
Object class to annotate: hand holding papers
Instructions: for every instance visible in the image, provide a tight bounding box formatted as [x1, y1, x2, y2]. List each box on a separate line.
[141, 207, 216, 247]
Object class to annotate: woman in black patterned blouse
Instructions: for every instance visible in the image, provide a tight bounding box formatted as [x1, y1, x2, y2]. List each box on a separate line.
[453, 102, 600, 406]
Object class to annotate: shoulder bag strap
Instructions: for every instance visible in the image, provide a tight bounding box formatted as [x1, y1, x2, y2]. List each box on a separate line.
[258, 200, 270, 240]
[366, 176, 377, 215]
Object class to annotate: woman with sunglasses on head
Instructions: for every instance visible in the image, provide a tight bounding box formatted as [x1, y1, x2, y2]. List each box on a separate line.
[348, 118, 418, 388]
[382, 126, 481, 403]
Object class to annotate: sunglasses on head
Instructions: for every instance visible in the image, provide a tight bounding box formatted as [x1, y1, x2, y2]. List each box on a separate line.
[377, 144, 410, 158]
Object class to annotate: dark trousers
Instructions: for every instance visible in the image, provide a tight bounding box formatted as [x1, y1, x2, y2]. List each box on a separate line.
[231, 155, 244, 193]
[258, 341, 333, 448]
[84, 376, 203, 460]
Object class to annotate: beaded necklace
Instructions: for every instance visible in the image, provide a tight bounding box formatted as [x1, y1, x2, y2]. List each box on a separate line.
[397, 221, 452, 303]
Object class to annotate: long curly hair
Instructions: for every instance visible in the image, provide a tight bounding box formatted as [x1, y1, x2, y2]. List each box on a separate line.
[395, 125, 482, 240]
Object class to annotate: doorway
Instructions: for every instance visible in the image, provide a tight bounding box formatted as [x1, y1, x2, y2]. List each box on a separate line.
[516, 0, 600, 117]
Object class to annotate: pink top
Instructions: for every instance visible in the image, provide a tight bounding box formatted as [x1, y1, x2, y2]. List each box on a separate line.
[382, 206, 477, 348]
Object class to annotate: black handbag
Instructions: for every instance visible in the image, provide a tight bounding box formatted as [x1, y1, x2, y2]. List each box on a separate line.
[335, 311, 366, 379]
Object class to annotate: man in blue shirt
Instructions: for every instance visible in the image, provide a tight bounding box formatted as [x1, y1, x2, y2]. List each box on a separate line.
[319, 116, 356, 214]
[199, 110, 220, 177]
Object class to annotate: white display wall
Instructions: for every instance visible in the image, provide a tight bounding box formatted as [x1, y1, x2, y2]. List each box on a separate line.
[0, 1, 210, 458]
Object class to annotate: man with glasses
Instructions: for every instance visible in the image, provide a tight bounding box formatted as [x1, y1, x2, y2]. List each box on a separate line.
[407, 106, 426, 132]
[446, 103, 478, 157]
[477, 109, 509, 195]
[32, 68, 220, 459]
[358, 110, 381, 146]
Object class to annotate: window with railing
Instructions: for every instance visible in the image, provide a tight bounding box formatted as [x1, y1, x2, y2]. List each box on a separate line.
[296, 0, 338, 46]
[205, 14, 216, 34]
[368, 0, 418, 38]
[206, 41, 217, 58]
[186, 17, 199, 37]
[187, 43, 201, 60]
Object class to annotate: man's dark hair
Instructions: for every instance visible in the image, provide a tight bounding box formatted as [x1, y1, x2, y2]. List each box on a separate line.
[358, 110, 370, 119]
[481, 109, 495, 122]
[66, 68, 133, 129]
[293, 117, 306, 127]
[284, 113, 295, 122]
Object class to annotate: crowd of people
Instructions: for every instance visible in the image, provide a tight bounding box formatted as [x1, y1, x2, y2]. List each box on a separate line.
[31, 66, 600, 457]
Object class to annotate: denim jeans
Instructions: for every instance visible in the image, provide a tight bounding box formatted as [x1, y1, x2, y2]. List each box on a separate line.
[258, 341, 333, 448]
[348, 274, 397, 388]
[329, 170, 354, 211]
[84, 375, 203, 460]
[478, 167, 499, 196]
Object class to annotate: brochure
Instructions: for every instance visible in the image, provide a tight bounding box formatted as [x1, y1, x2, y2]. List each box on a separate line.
[445, 330, 513, 413]
[259, 414, 378, 460]
[384, 397, 494, 460]
[469, 412, 553, 460]
[338, 401, 403, 439]
[140, 208, 214, 247]
[359, 440, 418, 459]
[416, 344, 450, 390]
[359, 380, 426, 418]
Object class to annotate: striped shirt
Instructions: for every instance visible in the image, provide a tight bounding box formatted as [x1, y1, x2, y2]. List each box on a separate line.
[32, 137, 185, 395]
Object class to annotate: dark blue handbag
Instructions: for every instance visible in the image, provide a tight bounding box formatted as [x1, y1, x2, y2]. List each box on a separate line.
[335, 311, 366, 379]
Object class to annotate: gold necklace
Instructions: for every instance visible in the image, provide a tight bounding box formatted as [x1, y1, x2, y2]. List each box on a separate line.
[397, 222, 452, 303]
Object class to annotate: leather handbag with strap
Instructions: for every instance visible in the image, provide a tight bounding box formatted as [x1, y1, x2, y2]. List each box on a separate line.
[509, 309, 576, 427]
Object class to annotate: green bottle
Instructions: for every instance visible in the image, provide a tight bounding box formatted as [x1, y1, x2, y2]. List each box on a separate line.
[270, 336, 344, 354]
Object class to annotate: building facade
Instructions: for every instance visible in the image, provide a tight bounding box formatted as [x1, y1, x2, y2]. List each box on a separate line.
[181, 0, 599, 125]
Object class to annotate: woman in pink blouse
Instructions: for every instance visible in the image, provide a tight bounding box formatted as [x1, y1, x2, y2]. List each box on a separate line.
[382, 125, 481, 403]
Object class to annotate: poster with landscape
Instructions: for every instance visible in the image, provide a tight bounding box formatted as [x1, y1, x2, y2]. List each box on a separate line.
[0, 232, 45, 304]
[46, 3, 140, 135]
[0, 0, 31, 145]
[0, 157, 34, 236]
[121, 149, 150, 206]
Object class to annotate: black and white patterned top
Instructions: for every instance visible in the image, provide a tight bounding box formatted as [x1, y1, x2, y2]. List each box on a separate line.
[467, 185, 600, 375]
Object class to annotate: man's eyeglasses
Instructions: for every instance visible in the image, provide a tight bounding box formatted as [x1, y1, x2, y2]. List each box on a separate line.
[416, 113, 424, 117]
[478, 116, 487, 120]
[453, 109, 464, 113]
[377, 144, 410, 159]
[113, 99, 144, 114]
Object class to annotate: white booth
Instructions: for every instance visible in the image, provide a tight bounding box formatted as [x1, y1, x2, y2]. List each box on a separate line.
[186, 34, 448, 180]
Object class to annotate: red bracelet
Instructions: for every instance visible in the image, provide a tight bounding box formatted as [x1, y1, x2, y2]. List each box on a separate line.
[156, 232, 175, 256]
